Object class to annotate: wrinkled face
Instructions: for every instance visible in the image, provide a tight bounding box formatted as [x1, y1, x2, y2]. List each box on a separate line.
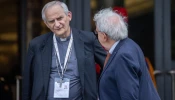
[44, 5, 72, 38]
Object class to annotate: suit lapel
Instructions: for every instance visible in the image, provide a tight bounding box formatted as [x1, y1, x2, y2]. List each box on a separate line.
[72, 28, 85, 89]
[41, 33, 53, 95]
[99, 38, 127, 80]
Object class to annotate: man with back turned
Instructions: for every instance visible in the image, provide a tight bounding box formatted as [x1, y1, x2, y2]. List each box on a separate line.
[94, 8, 160, 100]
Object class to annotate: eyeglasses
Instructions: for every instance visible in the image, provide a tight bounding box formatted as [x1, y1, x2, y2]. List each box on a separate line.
[94, 30, 108, 37]
[94, 30, 98, 35]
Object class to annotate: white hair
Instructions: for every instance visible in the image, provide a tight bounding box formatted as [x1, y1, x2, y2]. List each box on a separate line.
[93, 8, 128, 41]
[41, 0, 69, 21]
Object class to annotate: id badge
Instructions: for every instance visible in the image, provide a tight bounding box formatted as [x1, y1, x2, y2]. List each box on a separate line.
[54, 78, 70, 98]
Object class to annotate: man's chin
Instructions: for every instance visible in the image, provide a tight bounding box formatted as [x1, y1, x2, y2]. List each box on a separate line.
[55, 32, 67, 38]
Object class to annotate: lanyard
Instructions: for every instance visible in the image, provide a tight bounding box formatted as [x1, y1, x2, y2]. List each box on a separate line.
[53, 33, 73, 79]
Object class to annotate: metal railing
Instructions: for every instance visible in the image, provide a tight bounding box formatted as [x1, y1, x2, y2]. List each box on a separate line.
[154, 70, 175, 100]
[16, 76, 22, 100]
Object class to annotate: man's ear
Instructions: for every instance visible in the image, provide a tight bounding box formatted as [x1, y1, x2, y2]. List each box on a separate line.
[67, 11, 72, 21]
[44, 21, 49, 28]
[103, 33, 108, 41]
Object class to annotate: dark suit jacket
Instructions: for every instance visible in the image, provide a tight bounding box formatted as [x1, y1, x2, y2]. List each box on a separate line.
[99, 38, 160, 100]
[22, 28, 106, 100]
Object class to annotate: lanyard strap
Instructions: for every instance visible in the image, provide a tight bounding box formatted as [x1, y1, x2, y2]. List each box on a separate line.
[53, 33, 73, 79]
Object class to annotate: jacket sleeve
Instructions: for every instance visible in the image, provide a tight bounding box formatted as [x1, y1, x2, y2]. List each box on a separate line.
[93, 34, 106, 67]
[115, 53, 140, 100]
[22, 43, 34, 100]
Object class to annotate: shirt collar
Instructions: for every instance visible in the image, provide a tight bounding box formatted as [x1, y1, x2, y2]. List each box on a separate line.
[55, 30, 72, 42]
[109, 40, 120, 54]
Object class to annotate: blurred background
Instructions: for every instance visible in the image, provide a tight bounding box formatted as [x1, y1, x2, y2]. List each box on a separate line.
[0, 0, 174, 100]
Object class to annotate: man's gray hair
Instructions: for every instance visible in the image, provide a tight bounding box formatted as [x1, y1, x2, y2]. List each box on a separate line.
[41, 0, 69, 22]
[93, 8, 128, 41]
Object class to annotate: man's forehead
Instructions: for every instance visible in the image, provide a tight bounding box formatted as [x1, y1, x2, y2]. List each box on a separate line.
[45, 6, 65, 17]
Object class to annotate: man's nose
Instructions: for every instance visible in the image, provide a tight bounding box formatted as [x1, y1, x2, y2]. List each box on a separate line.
[55, 20, 60, 26]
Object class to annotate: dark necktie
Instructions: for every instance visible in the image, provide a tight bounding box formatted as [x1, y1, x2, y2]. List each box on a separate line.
[103, 52, 111, 68]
